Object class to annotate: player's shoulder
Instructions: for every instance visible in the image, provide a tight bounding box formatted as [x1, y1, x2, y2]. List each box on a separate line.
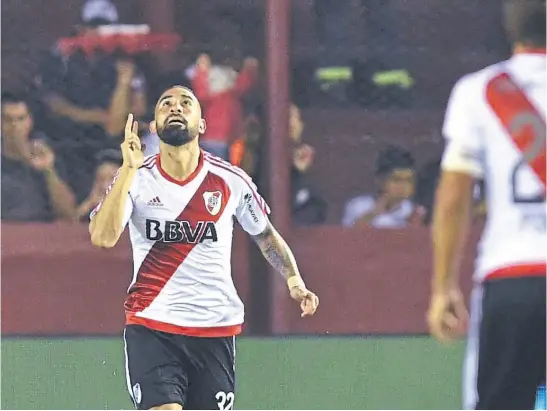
[137, 155, 158, 174]
[203, 152, 255, 188]
[451, 59, 510, 100]
[122, 155, 158, 191]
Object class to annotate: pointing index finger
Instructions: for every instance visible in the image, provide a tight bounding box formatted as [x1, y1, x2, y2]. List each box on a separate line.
[125, 114, 134, 137]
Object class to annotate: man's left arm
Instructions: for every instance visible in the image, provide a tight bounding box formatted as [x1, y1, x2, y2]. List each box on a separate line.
[235, 175, 319, 316]
[431, 170, 475, 293]
[251, 221, 319, 316]
[428, 76, 484, 342]
[432, 77, 485, 294]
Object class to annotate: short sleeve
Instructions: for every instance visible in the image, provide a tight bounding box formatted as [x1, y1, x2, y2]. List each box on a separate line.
[235, 177, 271, 236]
[89, 168, 135, 230]
[341, 196, 375, 227]
[441, 76, 485, 178]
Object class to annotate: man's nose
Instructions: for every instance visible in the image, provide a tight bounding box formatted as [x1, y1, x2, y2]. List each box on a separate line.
[170, 104, 183, 114]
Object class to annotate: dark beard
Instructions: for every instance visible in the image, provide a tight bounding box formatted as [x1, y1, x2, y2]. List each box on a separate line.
[157, 124, 196, 147]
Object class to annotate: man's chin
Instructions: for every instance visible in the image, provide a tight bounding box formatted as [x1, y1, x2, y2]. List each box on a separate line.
[158, 127, 195, 146]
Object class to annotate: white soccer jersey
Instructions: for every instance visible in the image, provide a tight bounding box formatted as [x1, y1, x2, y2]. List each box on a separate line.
[91, 151, 271, 337]
[441, 51, 546, 283]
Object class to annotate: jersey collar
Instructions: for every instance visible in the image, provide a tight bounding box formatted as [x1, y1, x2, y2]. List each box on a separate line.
[156, 149, 205, 187]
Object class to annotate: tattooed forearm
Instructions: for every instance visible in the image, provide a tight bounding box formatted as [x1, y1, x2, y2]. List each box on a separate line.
[252, 223, 300, 281]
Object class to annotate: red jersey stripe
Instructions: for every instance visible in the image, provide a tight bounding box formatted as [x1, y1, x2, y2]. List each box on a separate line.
[125, 171, 234, 335]
[486, 72, 546, 189]
[126, 315, 242, 337]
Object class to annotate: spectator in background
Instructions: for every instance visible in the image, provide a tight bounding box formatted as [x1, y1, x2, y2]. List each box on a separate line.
[73, 148, 122, 222]
[238, 104, 327, 225]
[288, 104, 328, 225]
[229, 114, 261, 176]
[1, 93, 76, 222]
[190, 52, 258, 160]
[37, 0, 147, 201]
[342, 146, 421, 228]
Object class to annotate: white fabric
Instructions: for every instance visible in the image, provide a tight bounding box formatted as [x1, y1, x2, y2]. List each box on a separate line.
[441, 53, 546, 282]
[82, 0, 118, 23]
[341, 194, 415, 228]
[93, 154, 270, 328]
[462, 285, 484, 409]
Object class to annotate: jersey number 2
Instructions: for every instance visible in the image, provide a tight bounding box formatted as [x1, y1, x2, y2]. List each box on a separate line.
[510, 112, 546, 204]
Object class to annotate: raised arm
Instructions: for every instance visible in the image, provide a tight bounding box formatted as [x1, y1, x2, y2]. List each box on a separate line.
[89, 114, 143, 248]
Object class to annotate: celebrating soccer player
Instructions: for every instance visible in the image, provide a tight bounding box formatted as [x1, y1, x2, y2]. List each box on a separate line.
[89, 85, 319, 410]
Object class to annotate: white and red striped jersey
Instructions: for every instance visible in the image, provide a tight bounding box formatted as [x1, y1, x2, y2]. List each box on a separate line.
[90, 151, 271, 337]
[441, 50, 546, 282]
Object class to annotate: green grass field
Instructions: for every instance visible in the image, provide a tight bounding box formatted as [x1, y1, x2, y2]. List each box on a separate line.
[1, 336, 465, 410]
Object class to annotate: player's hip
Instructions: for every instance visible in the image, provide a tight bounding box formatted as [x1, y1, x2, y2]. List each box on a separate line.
[474, 252, 546, 282]
[124, 287, 245, 318]
[125, 309, 244, 338]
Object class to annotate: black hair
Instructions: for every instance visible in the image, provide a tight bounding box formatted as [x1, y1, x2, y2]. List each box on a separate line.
[154, 85, 196, 105]
[375, 146, 415, 177]
[164, 85, 195, 95]
[504, 0, 546, 47]
[1, 92, 28, 107]
[84, 17, 112, 28]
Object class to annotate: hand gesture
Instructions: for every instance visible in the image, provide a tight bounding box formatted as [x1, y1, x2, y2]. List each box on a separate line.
[293, 144, 314, 173]
[427, 287, 469, 343]
[243, 57, 259, 70]
[116, 60, 136, 85]
[29, 140, 55, 171]
[408, 205, 427, 226]
[289, 283, 319, 317]
[121, 114, 144, 169]
[196, 54, 212, 71]
[373, 195, 390, 215]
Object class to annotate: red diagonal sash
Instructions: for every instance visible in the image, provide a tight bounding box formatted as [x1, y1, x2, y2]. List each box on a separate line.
[486, 72, 546, 189]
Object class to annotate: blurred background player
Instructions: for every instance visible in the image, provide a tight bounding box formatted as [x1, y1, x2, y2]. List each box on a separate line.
[427, 1, 546, 409]
[88, 86, 319, 410]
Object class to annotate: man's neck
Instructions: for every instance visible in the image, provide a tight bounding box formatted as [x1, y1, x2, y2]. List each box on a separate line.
[159, 140, 201, 182]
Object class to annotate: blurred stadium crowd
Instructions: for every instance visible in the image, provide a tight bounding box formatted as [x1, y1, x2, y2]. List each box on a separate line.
[2, 0, 510, 227]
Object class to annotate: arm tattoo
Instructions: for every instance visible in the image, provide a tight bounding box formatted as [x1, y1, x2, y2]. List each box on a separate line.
[252, 223, 299, 280]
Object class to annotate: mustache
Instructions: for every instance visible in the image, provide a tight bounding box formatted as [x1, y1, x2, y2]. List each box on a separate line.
[165, 116, 187, 126]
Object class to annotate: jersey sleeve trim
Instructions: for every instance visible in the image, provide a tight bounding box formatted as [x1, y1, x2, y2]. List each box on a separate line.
[89, 167, 123, 220]
[441, 140, 484, 178]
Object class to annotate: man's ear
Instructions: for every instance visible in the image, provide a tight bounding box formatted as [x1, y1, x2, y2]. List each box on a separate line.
[150, 120, 157, 134]
[198, 118, 207, 134]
